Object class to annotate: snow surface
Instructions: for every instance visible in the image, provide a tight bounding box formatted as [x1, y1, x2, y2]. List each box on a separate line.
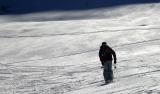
[0, 3, 160, 94]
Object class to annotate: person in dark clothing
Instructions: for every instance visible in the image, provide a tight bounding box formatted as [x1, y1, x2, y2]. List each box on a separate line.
[99, 42, 117, 83]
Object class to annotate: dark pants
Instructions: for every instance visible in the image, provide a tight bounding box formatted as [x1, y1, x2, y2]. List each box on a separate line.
[103, 61, 113, 82]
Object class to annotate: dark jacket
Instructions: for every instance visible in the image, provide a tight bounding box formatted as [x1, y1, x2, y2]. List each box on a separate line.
[99, 44, 117, 66]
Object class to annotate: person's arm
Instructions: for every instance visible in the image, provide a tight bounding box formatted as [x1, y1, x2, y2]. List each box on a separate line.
[109, 47, 117, 64]
[112, 50, 117, 64]
[99, 48, 104, 66]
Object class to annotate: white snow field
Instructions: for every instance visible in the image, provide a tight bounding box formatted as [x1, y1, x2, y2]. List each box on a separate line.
[0, 3, 160, 94]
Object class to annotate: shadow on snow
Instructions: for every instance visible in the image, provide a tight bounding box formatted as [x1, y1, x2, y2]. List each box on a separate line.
[0, 0, 160, 15]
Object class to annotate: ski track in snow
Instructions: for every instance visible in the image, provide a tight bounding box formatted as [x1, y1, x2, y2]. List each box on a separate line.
[0, 3, 160, 94]
[0, 26, 160, 38]
[0, 34, 160, 94]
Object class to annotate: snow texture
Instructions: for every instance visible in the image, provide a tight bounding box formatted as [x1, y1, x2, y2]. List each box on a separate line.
[0, 3, 160, 94]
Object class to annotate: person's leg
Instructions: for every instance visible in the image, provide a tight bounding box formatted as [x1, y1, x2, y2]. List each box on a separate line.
[108, 61, 113, 81]
[103, 69, 107, 82]
[103, 63, 109, 83]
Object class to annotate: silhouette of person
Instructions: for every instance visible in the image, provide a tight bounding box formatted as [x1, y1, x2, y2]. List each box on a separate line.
[99, 42, 117, 83]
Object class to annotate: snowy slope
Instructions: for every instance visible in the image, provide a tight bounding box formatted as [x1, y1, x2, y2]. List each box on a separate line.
[0, 3, 160, 94]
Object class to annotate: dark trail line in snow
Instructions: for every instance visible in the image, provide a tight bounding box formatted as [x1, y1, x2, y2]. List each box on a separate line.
[0, 63, 9, 66]
[107, 84, 157, 94]
[64, 61, 160, 93]
[109, 85, 144, 94]
[118, 64, 160, 72]
[114, 38, 160, 47]
[5, 38, 160, 65]
[2, 58, 159, 94]
[64, 67, 160, 94]
[113, 61, 160, 80]
[120, 69, 160, 79]
[89, 62, 160, 88]
[0, 27, 160, 38]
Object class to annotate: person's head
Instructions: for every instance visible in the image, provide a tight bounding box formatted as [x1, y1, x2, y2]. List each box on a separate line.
[102, 42, 107, 46]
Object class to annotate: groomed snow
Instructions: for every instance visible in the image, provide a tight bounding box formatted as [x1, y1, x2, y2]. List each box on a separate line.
[0, 3, 160, 94]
